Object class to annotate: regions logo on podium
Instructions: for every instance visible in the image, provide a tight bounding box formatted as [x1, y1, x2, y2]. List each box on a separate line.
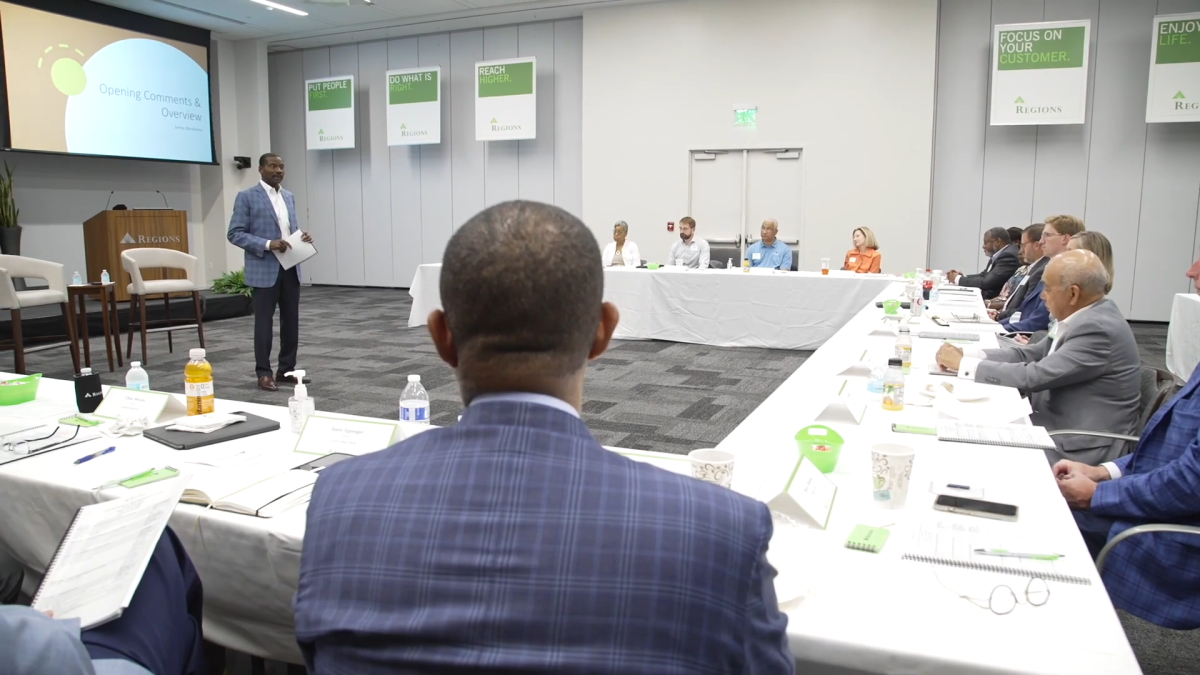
[120, 232, 181, 245]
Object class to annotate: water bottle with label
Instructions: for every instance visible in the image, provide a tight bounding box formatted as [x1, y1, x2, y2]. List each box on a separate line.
[867, 357, 887, 394]
[894, 327, 913, 374]
[882, 358, 905, 411]
[72, 271, 82, 286]
[399, 374, 430, 424]
[125, 361, 150, 391]
[930, 269, 943, 303]
[100, 269, 111, 284]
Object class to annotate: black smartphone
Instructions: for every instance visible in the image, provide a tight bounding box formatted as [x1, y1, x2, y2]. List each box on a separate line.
[933, 494, 1018, 521]
[294, 453, 355, 473]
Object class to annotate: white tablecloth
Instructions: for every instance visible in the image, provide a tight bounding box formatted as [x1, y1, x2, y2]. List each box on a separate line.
[0, 289, 1142, 673]
[1167, 292, 1200, 381]
[408, 263, 895, 350]
[720, 290, 1141, 675]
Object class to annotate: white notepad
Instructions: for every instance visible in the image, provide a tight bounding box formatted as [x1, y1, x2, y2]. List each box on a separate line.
[31, 479, 188, 629]
[273, 229, 318, 271]
[936, 421, 1055, 451]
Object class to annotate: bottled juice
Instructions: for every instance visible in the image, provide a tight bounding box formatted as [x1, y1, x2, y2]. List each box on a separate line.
[185, 348, 214, 416]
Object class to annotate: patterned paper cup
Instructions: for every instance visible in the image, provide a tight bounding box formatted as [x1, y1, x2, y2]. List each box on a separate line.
[689, 448, 735, 488]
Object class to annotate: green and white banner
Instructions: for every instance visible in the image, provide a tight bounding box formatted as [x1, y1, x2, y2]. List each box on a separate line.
[305, 75, 355, 150]
[386, 67, 440, 146]
[1147, 13, 1200, 123]
[475, 57, 536, 141]
[990, 20, 1090, 126]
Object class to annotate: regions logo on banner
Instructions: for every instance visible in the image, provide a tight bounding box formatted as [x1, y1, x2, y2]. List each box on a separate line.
[386, 67, 440, 146]
[990, 20, 1090, 126]
[306, 75, 355, 150]
[475, 57, 536, 141]
[1147, 12, 1200, 123]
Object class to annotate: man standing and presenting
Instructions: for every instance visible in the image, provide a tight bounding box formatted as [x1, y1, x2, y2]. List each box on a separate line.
[228, 153, 314, 392]
[669, 216, 710, 269]
[745, 219, 793, 270]
[296, 201, 792, 673]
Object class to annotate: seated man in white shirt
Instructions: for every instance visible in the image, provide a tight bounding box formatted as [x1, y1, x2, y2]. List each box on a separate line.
[934, 250, 1141, 465]
[668, 217, 710, 269]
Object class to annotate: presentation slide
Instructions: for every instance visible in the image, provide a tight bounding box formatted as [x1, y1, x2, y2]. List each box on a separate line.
[0, 1, 212, 163]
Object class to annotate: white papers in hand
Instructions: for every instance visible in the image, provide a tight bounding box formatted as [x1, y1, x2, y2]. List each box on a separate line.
[273, 229, 317, 271]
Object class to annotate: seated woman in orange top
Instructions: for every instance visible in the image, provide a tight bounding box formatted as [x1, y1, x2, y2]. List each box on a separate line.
[843, 227, 882, 273]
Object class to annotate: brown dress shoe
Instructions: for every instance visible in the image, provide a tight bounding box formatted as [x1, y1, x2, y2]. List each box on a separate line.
[257, 375, 278, 392]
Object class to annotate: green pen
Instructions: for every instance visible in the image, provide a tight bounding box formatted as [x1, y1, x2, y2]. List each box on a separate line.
[974, 548, 1064, 561]
[96, 468, 157, 490]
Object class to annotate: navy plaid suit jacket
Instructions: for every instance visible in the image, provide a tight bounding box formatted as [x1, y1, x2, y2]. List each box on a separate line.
[1088, 364, 1200, 629]
[226, 183, 299, 288]
[294, 400, 793, 674]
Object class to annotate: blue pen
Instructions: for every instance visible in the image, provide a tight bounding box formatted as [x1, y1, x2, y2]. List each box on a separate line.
[74, 446, 116, 465]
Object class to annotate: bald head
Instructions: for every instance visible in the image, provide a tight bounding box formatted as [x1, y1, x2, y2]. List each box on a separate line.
[1041, 249, 1108, 321]
[760, 219, 778, 245]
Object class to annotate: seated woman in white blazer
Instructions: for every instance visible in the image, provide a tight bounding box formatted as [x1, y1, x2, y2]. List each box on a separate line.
[602, 221, 641, 267]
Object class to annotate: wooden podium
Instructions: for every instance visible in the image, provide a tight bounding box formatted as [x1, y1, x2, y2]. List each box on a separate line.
[83, 210, 188, 302]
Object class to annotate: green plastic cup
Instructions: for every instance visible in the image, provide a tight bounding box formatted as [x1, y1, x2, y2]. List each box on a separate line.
[647, 263, 661, 270]
[795, 424, 845, 473]
[882, 299, 901, 315]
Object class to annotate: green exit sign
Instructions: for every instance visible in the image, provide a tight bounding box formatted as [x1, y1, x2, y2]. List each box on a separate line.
[734, 108, 757, 126]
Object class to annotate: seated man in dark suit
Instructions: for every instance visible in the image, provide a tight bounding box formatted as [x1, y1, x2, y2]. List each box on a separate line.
[946, 227, 1020, 300]
[0, 528, 207, 674]
[295, 200, 793, 674]
[1052, 251, 1200, 630]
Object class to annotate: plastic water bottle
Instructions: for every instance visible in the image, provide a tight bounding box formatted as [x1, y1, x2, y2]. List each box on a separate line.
[399, 374, 430, 424]
[727, 257, 733, 271]
[882, 358, 905, 411]
[125, 361, 149, 391]
[72, 271, 82, 286]
[930, 270, 943, 303]
[894, 327, 913, 374]
[100, 269, 110, 284]
[868, 357, 887, 394]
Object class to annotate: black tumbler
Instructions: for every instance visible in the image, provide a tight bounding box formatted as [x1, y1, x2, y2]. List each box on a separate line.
[75, 368, 103, 413]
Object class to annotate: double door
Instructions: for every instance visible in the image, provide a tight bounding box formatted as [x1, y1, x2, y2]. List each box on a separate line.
[687, 148, 803, 260]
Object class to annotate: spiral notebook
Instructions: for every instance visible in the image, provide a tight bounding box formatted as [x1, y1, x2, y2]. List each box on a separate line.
[936, 421, 1056, 452]
[31, 479, 188, 628]
[901, 520, 1091, 586]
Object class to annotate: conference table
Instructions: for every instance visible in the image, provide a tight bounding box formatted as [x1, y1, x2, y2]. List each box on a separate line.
[0, 286, 1142, 673]
[1167, 292, 1200, 381]
[408, 263, 896, 350]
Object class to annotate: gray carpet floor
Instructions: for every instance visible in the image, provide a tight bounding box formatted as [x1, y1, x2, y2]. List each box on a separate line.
[15, 286, 1195, 674]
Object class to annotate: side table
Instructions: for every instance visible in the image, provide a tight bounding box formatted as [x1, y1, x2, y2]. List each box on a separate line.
[67, 283, 123, 372]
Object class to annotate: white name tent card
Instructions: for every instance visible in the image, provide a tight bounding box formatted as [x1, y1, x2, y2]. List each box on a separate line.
[294, 415, 400, 456]
[766, 457, 838, 529]
[93, 387, 186, 423]
[836, 380, 868, 425]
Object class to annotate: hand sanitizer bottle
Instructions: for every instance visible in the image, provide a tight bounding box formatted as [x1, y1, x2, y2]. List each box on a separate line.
[286, 370, 314, 433]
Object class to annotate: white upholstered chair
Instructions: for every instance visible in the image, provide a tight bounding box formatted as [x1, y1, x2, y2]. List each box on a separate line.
[121, 248, 205, 365]
[0, 255, 80, 374]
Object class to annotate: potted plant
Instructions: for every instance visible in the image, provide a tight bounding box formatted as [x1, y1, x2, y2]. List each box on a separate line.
[0, 162, 20, 257]
[210, 268, 253, 315]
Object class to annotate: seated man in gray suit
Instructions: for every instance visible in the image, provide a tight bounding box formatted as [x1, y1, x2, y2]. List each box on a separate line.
[935, 250, 1140, 465]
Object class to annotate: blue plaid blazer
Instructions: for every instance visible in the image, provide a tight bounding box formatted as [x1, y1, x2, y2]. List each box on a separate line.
[294, 401, 793, 674]
[226, 184, 299, 288]
[1090, 363, 1200, 629]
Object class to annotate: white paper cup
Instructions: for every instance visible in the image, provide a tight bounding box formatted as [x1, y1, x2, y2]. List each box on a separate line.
[871, 443, 915, 509]
[676, 257, 687, 268]
[689, 448, 735, 488]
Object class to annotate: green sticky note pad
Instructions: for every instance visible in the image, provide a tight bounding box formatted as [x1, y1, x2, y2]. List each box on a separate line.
[59, 415, 101, 427]
[845, 524, 890, 553]
[121, 467, 180, 488]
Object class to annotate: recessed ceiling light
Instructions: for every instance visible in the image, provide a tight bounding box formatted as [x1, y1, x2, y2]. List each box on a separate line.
[249, 0, 309, 16]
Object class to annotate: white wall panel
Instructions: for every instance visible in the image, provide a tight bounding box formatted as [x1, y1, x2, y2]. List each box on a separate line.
[418, 34, 454, 265]
[330, 45, 365, 287]
[518, 23, 555, 205]
[450, 31, 485, 231]
[553, 19, 583, 219]
[358, 41, 393, 288]
[482, 27, 520, 208]
[301, 48, 337, 286]
[388, 38, 423, 287]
